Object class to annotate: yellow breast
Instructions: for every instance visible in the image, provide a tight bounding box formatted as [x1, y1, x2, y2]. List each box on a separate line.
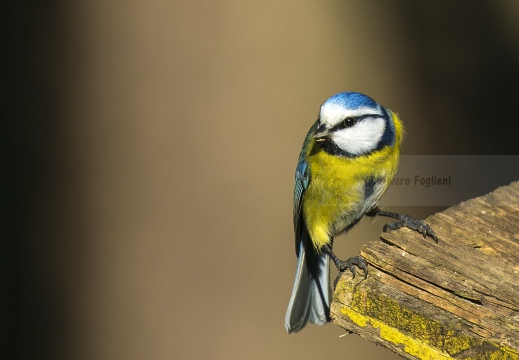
[303, 111, 403, 250]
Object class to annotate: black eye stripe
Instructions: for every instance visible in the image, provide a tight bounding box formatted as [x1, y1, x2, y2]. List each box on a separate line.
[330, 114, 380, 132]
[329, 117, 357, 132]
[337, 117, 357, 130]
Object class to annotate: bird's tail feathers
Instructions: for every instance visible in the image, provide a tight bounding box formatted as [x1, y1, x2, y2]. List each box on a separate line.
[285, 233, 330, 333]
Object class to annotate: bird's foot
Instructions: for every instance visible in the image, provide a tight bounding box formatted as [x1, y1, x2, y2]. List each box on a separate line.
[332, 255, 368, 288]
[322, 246, 368, 288]
[337, 255, 368, 277]
[383, 214, 438, 243]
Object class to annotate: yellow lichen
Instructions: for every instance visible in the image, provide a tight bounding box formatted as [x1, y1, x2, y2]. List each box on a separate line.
[340, 306, 452, 359]
[337, 287, 519, 359]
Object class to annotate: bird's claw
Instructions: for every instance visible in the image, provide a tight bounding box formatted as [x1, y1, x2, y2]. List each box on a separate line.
[337, 255, 368, 278]
[383, 215, 438, 243]
[333, 255, 368, 288]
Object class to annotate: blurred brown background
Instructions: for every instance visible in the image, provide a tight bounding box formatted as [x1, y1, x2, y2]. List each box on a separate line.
[4, 1, 519, 359]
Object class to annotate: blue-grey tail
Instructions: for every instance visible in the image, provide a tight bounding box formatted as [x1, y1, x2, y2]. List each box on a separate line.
[285, 233, 330, 333]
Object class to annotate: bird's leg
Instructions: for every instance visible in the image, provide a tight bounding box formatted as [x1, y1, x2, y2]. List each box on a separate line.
[367, 207, 438, 243]
[321, 245, 368, 288]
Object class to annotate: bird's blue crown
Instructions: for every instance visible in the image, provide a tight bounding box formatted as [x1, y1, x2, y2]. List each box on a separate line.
[324, 92, 380, 111]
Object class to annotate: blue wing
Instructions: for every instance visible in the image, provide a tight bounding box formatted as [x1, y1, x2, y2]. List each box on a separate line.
[293, 160, 309, 253]
[285, 121, 331, 333]
[293, 122, 316, 254]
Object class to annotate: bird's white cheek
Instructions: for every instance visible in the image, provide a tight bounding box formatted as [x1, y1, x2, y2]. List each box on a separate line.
[332, 118, 386, 155]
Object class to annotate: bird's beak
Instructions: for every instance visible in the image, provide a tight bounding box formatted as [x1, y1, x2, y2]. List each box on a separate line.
[314, 125, 330, 142]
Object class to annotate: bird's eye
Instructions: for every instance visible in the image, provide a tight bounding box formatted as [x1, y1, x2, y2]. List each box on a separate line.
[337, 117, 357, 130]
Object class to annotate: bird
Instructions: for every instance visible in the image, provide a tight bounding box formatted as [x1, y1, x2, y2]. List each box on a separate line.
[285, 92, 437, 333]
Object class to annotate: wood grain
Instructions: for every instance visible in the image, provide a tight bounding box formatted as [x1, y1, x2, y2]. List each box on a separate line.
[331, 181, 519, 359]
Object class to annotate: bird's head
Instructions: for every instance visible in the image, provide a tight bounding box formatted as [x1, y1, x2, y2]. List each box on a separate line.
[314, 92, 396, 157]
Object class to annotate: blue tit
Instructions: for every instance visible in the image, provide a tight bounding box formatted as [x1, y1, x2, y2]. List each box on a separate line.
[285, 92, 437, 333]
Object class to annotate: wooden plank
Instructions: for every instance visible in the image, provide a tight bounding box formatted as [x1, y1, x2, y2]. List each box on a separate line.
[331, 181, 519, 359]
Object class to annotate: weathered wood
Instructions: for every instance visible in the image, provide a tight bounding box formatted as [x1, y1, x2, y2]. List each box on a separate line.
[331, 181, 519, 359]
